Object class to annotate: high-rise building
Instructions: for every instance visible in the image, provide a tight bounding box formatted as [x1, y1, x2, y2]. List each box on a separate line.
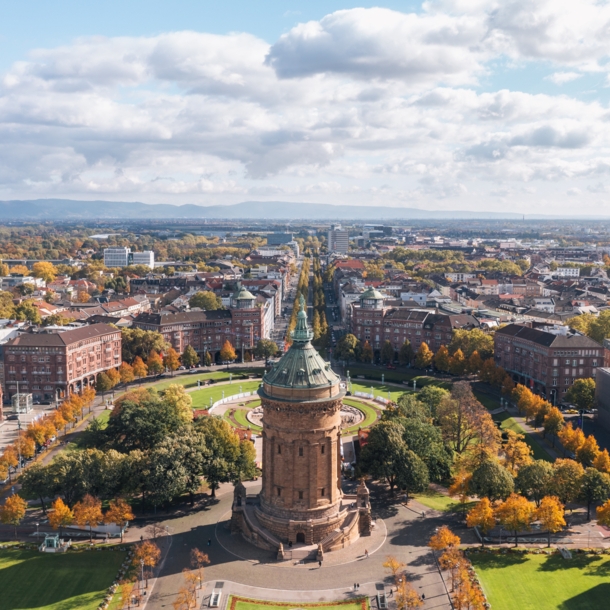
[267, 232, 294, 246]
[327, 224, 349, 254]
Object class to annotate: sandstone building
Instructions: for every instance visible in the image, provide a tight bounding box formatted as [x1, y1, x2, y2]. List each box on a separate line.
[231, 297, 371, 558]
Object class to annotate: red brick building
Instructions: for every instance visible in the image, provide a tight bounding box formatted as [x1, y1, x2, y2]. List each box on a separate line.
[133, 288, 265, 362]
[4, 324, 121, 402]
[350, 287, 479, 356]
[494, 323, 609, 404]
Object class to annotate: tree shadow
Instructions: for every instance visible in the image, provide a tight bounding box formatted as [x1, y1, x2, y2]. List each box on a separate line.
[536, 554, 609, 574]
[559, 583, 610, 610]
[467, 552, 529, 570]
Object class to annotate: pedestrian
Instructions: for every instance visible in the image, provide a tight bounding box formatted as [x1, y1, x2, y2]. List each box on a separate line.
[422, 593, 426, 600]
[207, 538, 211, 546]
[354, 583, 357, 591]
[318, 560, 322, 568]
[422, 511, 425, 518]
[388, 589, 393, 598]
[365, 549, 369, 558]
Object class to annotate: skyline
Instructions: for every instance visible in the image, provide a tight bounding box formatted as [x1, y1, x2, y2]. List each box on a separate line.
[2, 1, 610, 214]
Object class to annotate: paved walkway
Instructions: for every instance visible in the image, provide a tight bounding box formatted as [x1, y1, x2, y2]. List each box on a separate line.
[145, 482, 456, 610]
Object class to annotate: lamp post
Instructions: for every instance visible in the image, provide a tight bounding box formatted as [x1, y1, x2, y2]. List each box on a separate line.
[140, 559, 145, 593]
[35, 522, 39, 538]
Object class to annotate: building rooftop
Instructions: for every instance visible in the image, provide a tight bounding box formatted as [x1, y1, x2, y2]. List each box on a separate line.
[496, 323, 604, 349]
[263, 296, 340, 391]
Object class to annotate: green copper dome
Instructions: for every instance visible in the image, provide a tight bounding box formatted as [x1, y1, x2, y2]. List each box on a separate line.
[235, 286, 255, 301]
[263, 295, 340, 390]
[360, 286, 384, 300]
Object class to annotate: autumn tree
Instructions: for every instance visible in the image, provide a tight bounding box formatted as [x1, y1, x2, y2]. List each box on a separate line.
[0, 494, 27, 538]
[31, 261, 57, 283]
[494, 493, 535, 547]
[119, 362, 135, 384]
[557, 422, 585, 457]
[543, 407, 565, 446]
[502, 430, 533, 475]
[429, 525, 460, 551]
[190, 548, 210, 586]
[448, 471, 472, 515]
[73, 494, 103, 542]
[467, 350, 483, 375]
[219, 340, 236, 363]
[467, 498, 496, 545]
[162, 384, 194, 423]
[48, 497, 74, 538]
[434, 345, 451, 372]
[536, 496, 566, 547]
[576, 435, 600, 467]
[132, 356, 148, 381]
[133, 540, 161, 586]
[107, 367, 121, 388]
[449, 349, 466, 376]
[104, 498, 134, 542]
[593, 449, 610, 475]
[96, 372, 112, 399]
[382, 555, 406, 578]
[415, 342, 433, 369]
[163, 347, 181, 376]
[397, 576, 424, 610]
[146, 350, 164, 375]
[597, 500, 610, 527]
[77, 290, 91, 303]
[189, 291, 223, 311]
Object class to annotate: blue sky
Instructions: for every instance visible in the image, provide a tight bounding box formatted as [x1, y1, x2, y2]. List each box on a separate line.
[1, 1, 610, 214]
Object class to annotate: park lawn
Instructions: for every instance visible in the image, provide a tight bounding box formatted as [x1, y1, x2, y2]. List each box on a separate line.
[348, 366, 451, 389]
[342, 398, 380, 434]
[473, 390, 500, 411]
[150, 369, 259, 392]
[0, 548, 125, 610]
[229, 597, 369, 610]
[190, 380, 262, 409]
[349, 381, 408, 402]
[232, 407, 262, 432]
[471, 552, 610, 610]
[413, 488, 476, 513]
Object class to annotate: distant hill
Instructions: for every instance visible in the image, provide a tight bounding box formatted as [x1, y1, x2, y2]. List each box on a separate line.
[0, 199, 531, 220]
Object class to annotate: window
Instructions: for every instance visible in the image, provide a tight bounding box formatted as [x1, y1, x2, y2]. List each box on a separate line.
[277, 488, 281, 497]
[298, 491, 303, 500]
[298, 447, 303, 457]
[593, 360, 598, 367]
[321, 488, 325, 496]
[552, 378, 558, 386]
[565, 359, 570, 365]
[277, 445, 281, 455]
[321, 445, 325, 455]
[553, 358, 558, 366]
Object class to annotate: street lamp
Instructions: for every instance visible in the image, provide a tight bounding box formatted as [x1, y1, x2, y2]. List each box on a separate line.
[35, 522, 39, 538]
[140, 559, 145, 592]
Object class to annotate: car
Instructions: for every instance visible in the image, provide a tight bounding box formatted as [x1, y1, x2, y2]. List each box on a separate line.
[386, 364, 396, 370]
[178, 366, 186, 370]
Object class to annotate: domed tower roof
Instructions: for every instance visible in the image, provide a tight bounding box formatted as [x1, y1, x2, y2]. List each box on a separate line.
[234, 285, 256, 309]
[261, 295, 341, 400]
[360, 286, 384, 301]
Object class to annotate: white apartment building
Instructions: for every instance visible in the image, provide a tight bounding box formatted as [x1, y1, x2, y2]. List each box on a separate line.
[132, 251, 155, 268]
[103, 248, 155, 269]
[555, 267, 580, 278]
[104, 248, 130, 267]
[328, 224, 349, 254]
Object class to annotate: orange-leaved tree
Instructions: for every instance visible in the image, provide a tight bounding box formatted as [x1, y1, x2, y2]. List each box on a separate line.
[133, 540, 161, 586]
[597, 499, 610, 527]
[0, 494, 28, 538]
[119, 362, 135, 384]
[536, 495, 566, 548]
[132, 356, 148, 382]
[104, 498, 134, 543]
[163, 347, 181, 376]
[466, 498, 496, 546]
[494, 493, 535, 547]
[48, 497, 74, 538]
[190, 548, 210, 588]
[73, 494, 103, 543]
[146, 350, 164, 375]
[429, 525, 460, 551]
[219, 340, 236, 364]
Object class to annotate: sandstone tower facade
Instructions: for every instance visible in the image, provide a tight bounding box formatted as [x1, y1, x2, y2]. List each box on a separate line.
[231, 297, 370, 554]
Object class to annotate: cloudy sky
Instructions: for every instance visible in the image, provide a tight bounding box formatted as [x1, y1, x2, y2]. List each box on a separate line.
[2, 0, 610, 214]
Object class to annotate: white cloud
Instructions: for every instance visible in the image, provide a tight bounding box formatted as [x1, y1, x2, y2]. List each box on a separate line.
[546, 72, 583, 85]
[1, 6, 610, 212]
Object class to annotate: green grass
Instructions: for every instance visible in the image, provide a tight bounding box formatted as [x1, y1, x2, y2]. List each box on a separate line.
[348, 366, 451, 389]
[0, 548, 125, 610]
[229, 597, 369, 610]
[342, 398, 381, 434]
[471, 552, 610, 610]
[413, 488, 476, 513]
[349, 381, 408, 402]
[150, 369, 260, 392]
[231, 407, 262, 432]
[190, 380, 262, 408]
[473, 390, 501, 411]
